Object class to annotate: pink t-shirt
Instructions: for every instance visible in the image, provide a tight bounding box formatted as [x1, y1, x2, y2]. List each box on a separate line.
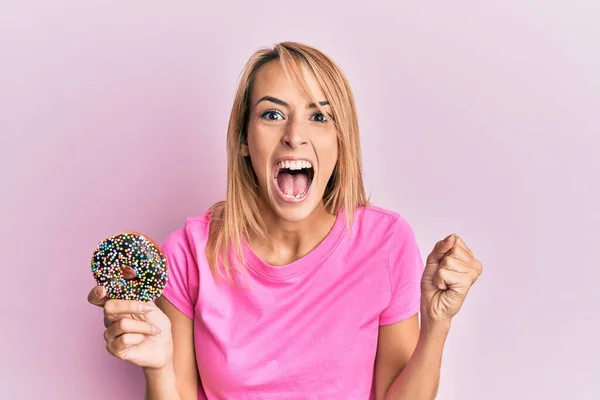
[161, 205, 424, 400]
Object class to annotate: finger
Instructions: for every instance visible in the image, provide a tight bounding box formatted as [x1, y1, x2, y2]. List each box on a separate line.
[104, 299, 155, 317]
[433, 268, 450, 290]
[104, 318, 161, 342]
[453, 235, 473, 257]
[103, 313, 131, 328]
[445, 245, 475, 265]
[87, 286, 107, 307]
[441, 259, 481, 285]
[439, 256, 472, 274]
[106, 333, 149, 359]
[434, 268, 476, 291]
[103, 300, 156, 325]
[445, 245, 483, 277]
[426, 233, 457, 266]
[121, 266, 137, 279]
[474, 259, 483, 275]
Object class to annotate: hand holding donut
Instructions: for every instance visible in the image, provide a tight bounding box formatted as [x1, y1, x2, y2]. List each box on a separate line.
[420, 234, 483, 327]
[88, 232, 173, 370]
[88, 286, 173, 369]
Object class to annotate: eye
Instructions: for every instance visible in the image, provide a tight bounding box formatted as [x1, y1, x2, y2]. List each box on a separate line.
[261, 110, 284, 121]
[310, 112, 329, 123]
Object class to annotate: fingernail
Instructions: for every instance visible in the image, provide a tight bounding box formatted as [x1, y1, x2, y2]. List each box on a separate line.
[94, 286, 104, 296]
[139, 303, 154, 313]
[152, 325, 162, 335]
[445, 233, 455, 241]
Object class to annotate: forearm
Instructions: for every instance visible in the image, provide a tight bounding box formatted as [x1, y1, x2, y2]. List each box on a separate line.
[144, 363, 185, 400]
[384, 321, 450, 400]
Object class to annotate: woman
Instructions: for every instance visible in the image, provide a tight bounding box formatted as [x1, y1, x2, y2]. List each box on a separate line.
[88, 42, 483, 400]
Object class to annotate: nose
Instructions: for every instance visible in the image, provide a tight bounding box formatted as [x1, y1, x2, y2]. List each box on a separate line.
[281, 120, 308, 149]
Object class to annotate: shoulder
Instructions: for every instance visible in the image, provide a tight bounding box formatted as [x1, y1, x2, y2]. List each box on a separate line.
[340, 205, 419, 262]
[352, 204, 416, 241]
[160, 209, 213, 261]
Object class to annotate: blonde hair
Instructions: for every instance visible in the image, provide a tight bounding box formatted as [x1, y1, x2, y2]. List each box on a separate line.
[206, 41, 368, 282]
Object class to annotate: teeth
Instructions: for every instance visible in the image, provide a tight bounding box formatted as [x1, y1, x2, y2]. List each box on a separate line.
[277, 160, 313, 171]
[273, 160, 313, 200]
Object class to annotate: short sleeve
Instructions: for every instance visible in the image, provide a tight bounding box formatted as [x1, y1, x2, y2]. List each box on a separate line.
[160, 226, 199, 319]
[379, 217, 425, 326]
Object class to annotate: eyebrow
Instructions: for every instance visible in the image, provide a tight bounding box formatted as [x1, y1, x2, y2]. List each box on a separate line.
[255, 95, 329, 109]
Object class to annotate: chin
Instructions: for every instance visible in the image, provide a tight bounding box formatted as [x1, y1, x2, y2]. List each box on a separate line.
[270, 198, 321, 222]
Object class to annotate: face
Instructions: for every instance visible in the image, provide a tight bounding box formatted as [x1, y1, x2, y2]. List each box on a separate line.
[241, 60, 338, 222]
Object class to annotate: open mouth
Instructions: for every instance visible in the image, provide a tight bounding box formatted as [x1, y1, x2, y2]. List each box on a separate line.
[273, 159, 315, 201]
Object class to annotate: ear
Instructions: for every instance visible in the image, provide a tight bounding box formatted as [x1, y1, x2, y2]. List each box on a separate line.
[241, 142, 250, 157]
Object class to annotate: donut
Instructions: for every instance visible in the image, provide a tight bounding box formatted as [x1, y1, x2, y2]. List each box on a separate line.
[91, 232, 168, 302]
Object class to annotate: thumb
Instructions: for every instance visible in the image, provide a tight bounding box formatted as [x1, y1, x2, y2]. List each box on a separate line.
[426, 233, 456, 266]
[87, 285, 107, 307]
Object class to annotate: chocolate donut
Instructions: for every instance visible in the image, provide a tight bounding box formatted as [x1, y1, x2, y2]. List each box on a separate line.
[91, 232, 168, 301]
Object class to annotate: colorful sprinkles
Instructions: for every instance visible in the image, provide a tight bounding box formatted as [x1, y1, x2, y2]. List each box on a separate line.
[91, 232, 168, 302]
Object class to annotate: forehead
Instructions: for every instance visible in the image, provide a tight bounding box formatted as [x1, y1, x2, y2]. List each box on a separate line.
[251, 60, 326, 104]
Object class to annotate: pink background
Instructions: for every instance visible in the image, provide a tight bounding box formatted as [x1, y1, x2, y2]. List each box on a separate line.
[1, 1, 598, 399]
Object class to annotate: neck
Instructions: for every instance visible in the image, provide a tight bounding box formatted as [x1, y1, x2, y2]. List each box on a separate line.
[250, 202, 337, 266]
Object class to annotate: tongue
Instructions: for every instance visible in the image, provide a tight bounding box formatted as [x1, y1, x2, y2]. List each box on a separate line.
[277, 172, 308, 196]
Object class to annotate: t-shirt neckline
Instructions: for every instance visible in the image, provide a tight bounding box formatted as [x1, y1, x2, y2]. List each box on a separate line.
[242, 210, 346, 281]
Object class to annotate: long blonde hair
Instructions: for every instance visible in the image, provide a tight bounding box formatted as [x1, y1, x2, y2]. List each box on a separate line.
[206, 41, 368, 282]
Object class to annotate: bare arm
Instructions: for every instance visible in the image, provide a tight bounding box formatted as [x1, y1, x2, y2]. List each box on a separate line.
[374, 314, 419, 399]
[374, 314, 448, 400]
[144, 296, 199, 400]
[377, 232, 483, 399]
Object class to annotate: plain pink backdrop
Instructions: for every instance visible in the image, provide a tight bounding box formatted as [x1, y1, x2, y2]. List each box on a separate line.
[1, 1, 598, 399]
